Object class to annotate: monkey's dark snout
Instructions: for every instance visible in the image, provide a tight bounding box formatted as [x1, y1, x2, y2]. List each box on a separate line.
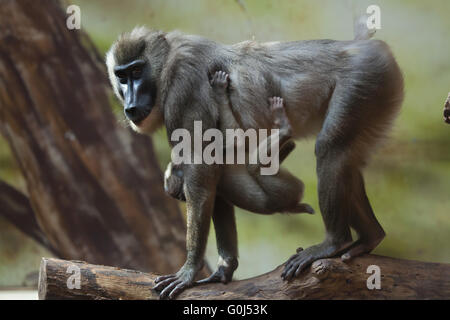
[124, 105, 151, 123]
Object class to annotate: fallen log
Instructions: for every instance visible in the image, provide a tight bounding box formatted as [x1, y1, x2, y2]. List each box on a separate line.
[38, 255, 450, 300]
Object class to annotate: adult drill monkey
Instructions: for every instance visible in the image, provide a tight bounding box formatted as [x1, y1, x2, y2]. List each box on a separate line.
[164, 70, 315, 215]
[106, 18, 404, 298]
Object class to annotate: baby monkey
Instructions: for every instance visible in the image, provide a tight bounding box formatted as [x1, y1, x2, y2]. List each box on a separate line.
[164, 71, 314, 215]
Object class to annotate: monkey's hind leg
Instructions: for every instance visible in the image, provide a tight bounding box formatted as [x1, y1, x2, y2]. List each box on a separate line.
[341, 170, 385, 261]
[244, 97, 314, 215]
[282, 84, 364, 281]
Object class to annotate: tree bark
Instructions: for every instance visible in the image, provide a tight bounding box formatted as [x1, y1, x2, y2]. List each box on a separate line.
[0, 180, 58, 255]
[0, 0, 197, 275]
[39, 256, 450, 300]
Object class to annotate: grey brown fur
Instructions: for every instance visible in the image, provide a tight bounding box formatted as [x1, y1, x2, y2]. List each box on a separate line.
[106, 24, 404, 299]
[164, 71, 314, 215]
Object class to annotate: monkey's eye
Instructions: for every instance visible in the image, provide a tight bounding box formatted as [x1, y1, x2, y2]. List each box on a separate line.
[174, 169, 184, 178]
[131, 67, 142, 79]
[118, 77, 127, 84]
[115, 71, 127, 84]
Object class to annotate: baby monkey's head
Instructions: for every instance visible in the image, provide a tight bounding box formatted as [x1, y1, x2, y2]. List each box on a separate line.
[164, 162, 186, 202]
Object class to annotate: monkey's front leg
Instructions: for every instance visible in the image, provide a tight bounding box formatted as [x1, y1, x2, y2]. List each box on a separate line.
[196, 196, 238, 285]
[153, 164, 219, 299]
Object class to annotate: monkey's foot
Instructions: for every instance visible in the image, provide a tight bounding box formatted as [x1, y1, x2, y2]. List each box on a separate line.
[211, 70, 229, 91]
[287, 202, 315, 214]
[269, 97, 291, 135]
[152, 265, 197, 299]
[341, 233, 385, 261]
[196, 257, 238, 285]
[281, 241, 352, 281]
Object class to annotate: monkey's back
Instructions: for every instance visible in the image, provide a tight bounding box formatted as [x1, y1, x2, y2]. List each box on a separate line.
[224, 38, 403, 139]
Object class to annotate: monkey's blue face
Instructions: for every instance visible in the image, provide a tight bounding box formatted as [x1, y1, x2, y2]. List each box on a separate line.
[114, 59, 155, 124]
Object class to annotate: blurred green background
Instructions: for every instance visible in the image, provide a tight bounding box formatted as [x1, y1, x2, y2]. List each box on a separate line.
[1, 0, 449, 285]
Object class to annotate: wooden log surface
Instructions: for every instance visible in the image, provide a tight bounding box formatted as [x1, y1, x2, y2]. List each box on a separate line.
[39, 256, 450, 300]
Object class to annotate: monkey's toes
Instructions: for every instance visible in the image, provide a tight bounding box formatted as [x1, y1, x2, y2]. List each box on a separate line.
[281, 249, 316, 281]
[153, 272, 194, 300]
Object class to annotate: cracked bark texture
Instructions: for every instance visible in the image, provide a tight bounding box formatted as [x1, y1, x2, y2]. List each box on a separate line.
[39, 256, 450, 299]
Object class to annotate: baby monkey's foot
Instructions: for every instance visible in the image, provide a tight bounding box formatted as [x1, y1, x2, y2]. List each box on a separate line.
[269, 97, 291, 135]
[211, 70, 229, 91]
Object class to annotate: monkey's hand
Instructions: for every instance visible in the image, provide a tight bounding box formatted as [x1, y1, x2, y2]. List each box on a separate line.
[281, 241, 352, 281]
[211, 70, 229, 92]
[152, 263, 200, 299]
[196, 257, 238, 285]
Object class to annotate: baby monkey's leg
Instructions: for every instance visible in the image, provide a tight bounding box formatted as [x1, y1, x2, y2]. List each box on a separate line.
[246, 97, 314, 214]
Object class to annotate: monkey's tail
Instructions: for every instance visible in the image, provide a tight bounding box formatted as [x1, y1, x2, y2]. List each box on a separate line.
[353, 15, 376, 40]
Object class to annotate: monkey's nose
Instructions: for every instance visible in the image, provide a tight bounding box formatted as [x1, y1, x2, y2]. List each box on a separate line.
[125, 105, 137, 118]
[125, 105, 149, 123]
[124, 104, 152, 123]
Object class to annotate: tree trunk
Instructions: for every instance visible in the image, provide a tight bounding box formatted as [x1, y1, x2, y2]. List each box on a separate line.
[38, 256, 450, 300]
[0, 0, 196, 275]
[0, 180, 58, 255]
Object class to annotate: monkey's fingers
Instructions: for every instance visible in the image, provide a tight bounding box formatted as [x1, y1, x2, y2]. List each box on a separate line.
[159, 279, 182, 299]
[168, 281, 191, 300]
[269, 96, 284, 110]
[211, 70, 229, 88]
